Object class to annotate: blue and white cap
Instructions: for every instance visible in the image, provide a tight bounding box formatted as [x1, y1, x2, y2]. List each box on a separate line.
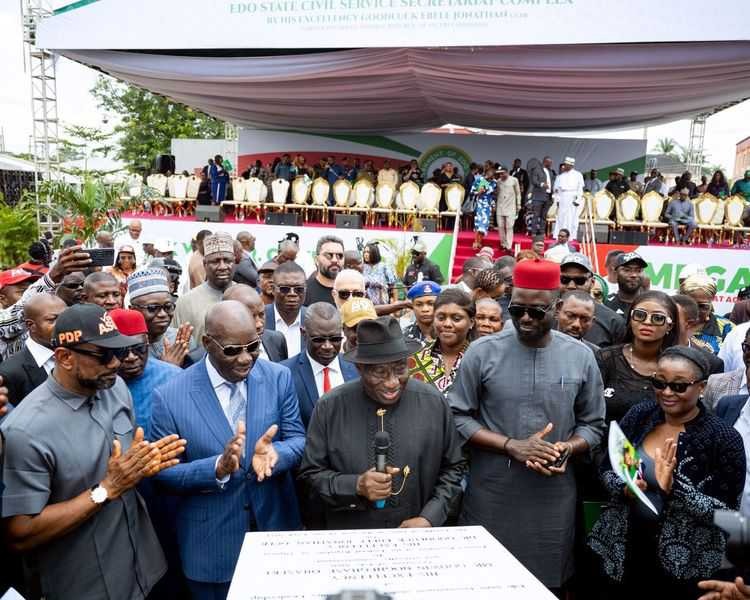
[407, 280, 442, 300]
[127, 267, 170, 300]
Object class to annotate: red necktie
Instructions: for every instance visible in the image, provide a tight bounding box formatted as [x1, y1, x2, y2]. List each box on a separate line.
[323, 367, 332, 393]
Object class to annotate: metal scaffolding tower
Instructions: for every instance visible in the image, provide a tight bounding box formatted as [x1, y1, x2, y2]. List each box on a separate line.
[685, 113, 709, 178]
[23, 0, 60, 231]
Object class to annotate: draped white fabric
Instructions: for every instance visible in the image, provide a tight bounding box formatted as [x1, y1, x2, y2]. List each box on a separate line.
[63, 42, 750, 133]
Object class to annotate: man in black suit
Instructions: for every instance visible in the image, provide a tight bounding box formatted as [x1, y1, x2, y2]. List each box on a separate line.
[223, 284, 288, 362]
[265, 261, 307, 357]
[0, 293, 66, 406]
[233, 232, 259, 288]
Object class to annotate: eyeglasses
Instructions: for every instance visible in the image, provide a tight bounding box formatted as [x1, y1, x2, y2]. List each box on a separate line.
[61, 281, 83, 289]
[335, 290, 365, 300]
[275, 285, 305, 295]
[310, 335, 344, 345]
[696, 302, 713, 311]
[366, 363, 409, 379]
[650, 376, 702, 394]
[131, 302, 176, 315]
[507, 303, 555, 320]
[123, 343, 149, 357]
[70, 346, 130, 364]
[742, 342, 750, 353]
[630, 308, 671, 326]
[321, 252, 344, 261]
[206, 335, 261, 357]
[560, 275, 590, 286]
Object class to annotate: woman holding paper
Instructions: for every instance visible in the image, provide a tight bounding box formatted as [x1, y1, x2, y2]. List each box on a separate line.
[589, 346, 745, 599]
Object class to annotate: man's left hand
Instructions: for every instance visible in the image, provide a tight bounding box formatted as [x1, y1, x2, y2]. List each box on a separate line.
[527, 441, 572, 477]
[252, 425, 279, 482]
[399, 517, 432, 528]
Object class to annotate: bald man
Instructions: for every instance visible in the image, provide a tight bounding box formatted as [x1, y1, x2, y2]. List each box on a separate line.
[223, 284, 288, 362]
[150, 300, 305, 600]
[332, 268, 366, 309]
[0, 293, 67, 406]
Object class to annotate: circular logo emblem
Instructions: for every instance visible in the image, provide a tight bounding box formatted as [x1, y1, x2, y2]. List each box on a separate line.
[418, 145, 472, 179]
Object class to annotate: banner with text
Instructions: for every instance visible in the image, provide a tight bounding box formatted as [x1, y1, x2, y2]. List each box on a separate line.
[121, 216, 452, 284]
[41, 0, 750, 50]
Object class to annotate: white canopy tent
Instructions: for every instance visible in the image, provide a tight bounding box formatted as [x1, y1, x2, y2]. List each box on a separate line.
[36, 0, 750, 134]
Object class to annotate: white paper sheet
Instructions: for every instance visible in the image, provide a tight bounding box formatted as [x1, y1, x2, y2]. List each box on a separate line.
[227, 526, 555, 600]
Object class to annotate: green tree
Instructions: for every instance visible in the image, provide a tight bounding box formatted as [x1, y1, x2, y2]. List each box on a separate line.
[651, 137, 679, 156]
[91, 76, 224, 173]
[0, 195, 39, 268]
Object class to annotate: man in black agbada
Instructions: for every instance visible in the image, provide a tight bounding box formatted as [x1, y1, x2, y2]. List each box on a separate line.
[298, 316, 464, 529]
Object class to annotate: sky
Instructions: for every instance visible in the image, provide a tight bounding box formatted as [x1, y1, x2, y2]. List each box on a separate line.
[1, 0, 749, 176]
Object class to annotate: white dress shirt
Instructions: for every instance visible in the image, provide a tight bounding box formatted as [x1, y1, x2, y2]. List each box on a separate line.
[25, 337, 55, 374]
[307, 353, 345, 397]
[719, 321, 750, 373]
[543, 167, 551, 191]
[205, 356, 247, 427]
[276, 310, 302, 356]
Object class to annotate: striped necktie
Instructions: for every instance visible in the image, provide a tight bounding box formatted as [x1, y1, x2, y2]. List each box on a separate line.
[226, 382, 246, 430]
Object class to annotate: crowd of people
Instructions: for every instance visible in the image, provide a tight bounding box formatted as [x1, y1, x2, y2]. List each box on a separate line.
[195, 153, 750, 250]
[3, 223, 750, 600]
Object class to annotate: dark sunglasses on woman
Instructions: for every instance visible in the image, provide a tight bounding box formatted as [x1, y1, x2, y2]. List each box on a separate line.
[650, 376, 702, 394]
[630, 308, 670, 326]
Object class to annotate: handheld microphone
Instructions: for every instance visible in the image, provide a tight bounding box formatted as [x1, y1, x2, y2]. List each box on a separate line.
[374, 431, 390, 509]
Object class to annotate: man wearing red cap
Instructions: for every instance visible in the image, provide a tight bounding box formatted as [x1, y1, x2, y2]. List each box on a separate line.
[449, 258, 604, 595]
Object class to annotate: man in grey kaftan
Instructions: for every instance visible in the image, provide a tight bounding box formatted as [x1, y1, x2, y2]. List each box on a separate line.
[448, 258, 604, 590]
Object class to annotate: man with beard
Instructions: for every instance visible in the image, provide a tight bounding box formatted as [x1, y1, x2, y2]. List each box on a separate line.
[304, 235, 344, 306]
[0, 303, 186, 599]
[402, 240, 444, 287]
[173, 232, 236, 347]
[299, 317, 465, 530]
[604, 252, 647, 319]
[448, 258, 604, 595]
[149, 301, 305, 600]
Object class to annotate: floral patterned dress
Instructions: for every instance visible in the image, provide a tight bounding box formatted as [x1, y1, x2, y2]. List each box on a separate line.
[471, 176, 497, 235]
[363, 262, 397, 305]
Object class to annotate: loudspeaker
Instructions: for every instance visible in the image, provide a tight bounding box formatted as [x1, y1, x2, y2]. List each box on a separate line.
[416, 218, 438, 232]
[609, 230, 650, 245]
[579, 223, 610, 244]
[154, 154, 175, 174]
[265, 212, 301, 226]
[335, 214, 362, 229]
[195, 205, 223, 222]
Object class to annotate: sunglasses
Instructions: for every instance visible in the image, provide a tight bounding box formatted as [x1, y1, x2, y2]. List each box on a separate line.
[70, 345, 130, 364]
[560, 275, 589, 286]
[650, 376, 702, 394]
[206, 335, 261, 357]
[335, 290, 365, 300]
[742, 342, 750, 353]
[275, 285, 305, 295]
[507, 303, 555, 320]
[310, 335, 344, 345]
[61, 281, 84, 289]
[630, 308, 670, 326]
[131, 302, 176, 315]
[321, 252, 344, 261]
[696, 302, 713, 311]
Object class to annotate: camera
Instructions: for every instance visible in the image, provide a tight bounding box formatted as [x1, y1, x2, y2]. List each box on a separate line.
[715, 510, 750, 568]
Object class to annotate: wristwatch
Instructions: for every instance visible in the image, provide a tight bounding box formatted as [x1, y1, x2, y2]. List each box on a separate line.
[89, 485, 110, 505]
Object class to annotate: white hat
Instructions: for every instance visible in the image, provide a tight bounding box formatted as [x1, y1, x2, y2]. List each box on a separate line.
[563, 157, 576, 166]
[678, 263, 707, 282]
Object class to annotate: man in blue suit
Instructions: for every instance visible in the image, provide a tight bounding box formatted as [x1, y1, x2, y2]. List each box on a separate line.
[281, 302, 359, 429]
[150, 300, 305, 600]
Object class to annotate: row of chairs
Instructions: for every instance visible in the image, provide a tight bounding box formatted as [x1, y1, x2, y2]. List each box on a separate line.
[222, 177, 465, 228]
[547, 190, 750, 244]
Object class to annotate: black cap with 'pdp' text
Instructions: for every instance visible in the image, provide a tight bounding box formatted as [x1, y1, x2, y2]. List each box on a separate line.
[51, 303, 142, 349]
